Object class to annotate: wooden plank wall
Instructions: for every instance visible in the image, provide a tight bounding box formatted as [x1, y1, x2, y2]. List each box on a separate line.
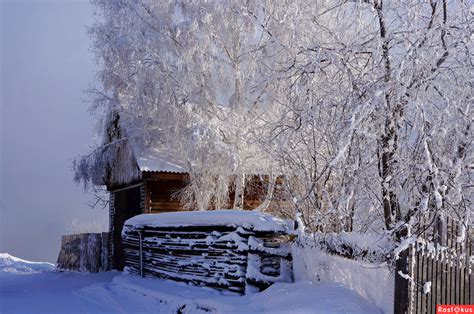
[143, 172, 288, 213]
[122, 224, 293, 294]
[110, 184, 144, 270]
[395, 218, 473, 314]
[108, 192, 116, 268]
[409, 224, 473, 313]
[56, 232, 109, 273]
[146, 178, 186, 213]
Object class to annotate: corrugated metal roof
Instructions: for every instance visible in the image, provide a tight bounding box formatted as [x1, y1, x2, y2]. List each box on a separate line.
[135, 147, 187, 174]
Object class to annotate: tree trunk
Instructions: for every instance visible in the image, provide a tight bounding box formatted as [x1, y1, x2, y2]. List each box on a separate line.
[380, 118, 401, 230]
[254, 174, 276, 212]
[233, 174, 245, 210]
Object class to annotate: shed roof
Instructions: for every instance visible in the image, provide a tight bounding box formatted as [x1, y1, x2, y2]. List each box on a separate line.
[134, 147, 187, 174]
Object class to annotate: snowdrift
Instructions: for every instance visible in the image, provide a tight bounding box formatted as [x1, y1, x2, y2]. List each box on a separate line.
[0, 253, 54, 274]
[0, 252, 382, 313]
[292, 236, 394, 313]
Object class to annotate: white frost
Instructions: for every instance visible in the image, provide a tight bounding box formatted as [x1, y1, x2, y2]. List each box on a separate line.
[124, 210, 291, 233]
[423, 281, 431, 294]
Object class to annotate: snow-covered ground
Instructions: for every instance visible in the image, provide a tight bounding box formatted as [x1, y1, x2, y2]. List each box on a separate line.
[293, 241, 394, 313]
[0, 253, 382, 313]
[0, 253, 55, 274]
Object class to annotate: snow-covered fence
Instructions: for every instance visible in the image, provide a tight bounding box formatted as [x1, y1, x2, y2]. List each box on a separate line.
[308, 232, 396, 263]
[122, 210, 293, 294]
[294, 220, 474, 314]
[396, 219, 474, 314]
[56, 232, 109, 273]
[293, 234, 395, 314]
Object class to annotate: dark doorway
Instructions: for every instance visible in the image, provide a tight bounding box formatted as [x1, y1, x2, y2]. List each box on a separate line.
[112, 185, 142, 270]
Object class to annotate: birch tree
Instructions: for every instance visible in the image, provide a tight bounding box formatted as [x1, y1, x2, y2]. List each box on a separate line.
[76, 0, 472, 238]
[76, 0, 276, 210]
[255, 0, 472, 236]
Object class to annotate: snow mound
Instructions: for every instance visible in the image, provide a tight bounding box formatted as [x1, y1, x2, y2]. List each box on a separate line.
[0, 253, 54, 274]
[292, 241, 393, 313]
[124, 210, 291, 233]
[0, 270, 381, 313]
[111, 274, 382, 313]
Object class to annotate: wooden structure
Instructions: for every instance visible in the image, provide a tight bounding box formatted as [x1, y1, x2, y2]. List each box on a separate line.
[94, 114, 286, 270]
[304, 223, 473, 314]
[108, 170, 189, 270]
[395, 217, 473, 314]
[99, 139, 285, 270]
[122, 211, 293, 294]
[56, 232, 109, 273]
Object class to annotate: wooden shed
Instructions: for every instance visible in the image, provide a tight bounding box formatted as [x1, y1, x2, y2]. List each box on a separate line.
[101, 142, 285, 270]
[104, 145, 188, 270]
[75, 112, 286, 271]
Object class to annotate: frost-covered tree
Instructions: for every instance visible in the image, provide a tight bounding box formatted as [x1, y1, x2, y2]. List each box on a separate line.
[76, 0, 472, 241]
[254, 0, 472, 237]
[75, 0, 276, 210]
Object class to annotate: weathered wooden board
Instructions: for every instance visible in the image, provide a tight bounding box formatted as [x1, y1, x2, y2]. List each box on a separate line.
[401, 223, 473, 314]
[110, 185, 143, 270]
[56, 232, 109, 273]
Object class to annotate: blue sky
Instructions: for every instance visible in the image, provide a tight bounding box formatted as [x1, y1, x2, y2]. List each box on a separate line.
[0, 0, 108, 262]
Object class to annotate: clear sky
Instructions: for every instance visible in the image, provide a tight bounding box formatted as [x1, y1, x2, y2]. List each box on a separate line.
[0, 0, 108, 262]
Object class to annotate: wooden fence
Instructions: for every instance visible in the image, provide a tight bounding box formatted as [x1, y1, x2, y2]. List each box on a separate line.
[122, 218, 293, 294]
[56, 232, 109, 273]
[302, 224, 473, 314]
[395, 218, 473, 314]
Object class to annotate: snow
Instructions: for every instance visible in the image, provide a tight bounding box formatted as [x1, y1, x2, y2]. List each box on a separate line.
[423, 281, 431, 295]
[246, 253, 293, 284]
[135, 147, 186, 173]
[248, 236, 290, 256]
[124, 210, 291, 233]
[294, 212, 306, 235]
[310, 232, 395, 263]
[113, 275, 381, 313]
[0, 253, 54, 274]
[292, 242, 394, 314]
[0, 253, 382, 313]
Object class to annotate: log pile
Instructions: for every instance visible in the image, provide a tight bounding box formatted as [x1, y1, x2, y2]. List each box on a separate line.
[122, 211, 293, 294]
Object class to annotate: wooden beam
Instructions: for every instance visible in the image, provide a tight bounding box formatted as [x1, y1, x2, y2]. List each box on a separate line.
[110, 181, 144, 193]
[143, 172, 189, 181]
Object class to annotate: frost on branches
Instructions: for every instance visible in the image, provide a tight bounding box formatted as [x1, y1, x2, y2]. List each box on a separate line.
[75, 0, 472, 248]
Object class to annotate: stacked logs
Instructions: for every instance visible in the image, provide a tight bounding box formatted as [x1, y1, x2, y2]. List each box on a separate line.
[122, 222, 292, 294]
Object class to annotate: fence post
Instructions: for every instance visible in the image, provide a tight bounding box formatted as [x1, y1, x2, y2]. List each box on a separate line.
[394, 247, 410, 314]
[138, 230, 144, 278]
[100, 232, 109, 271]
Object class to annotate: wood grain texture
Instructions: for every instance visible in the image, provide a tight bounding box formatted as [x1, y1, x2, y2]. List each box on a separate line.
[56, 232, 109, 273]
[123, 223, 293, 294]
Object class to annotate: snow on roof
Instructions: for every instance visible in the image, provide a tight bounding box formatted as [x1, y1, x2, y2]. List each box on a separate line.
[134, 147, 186, 173]
[124, 210, 291, 233]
